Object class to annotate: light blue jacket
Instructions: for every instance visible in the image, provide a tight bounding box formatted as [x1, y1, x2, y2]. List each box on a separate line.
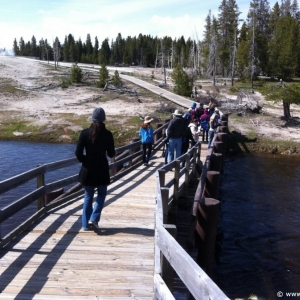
[139, 125, 154, 144]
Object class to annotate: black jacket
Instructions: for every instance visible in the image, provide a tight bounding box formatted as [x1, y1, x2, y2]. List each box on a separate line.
[75, 123, 115, 186]
[167, 116, 188, 139]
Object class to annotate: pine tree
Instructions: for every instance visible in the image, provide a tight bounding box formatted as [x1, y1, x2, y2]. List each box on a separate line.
[236, 22, 250, 77]
[217, 0, 241, 77]
[19, 37, 25, 56]
[264, 82, 300, 118]
[93, 37, 99, 64]
[268, 13, 299, 79]
[13, 38, 19, 55]
[70, 63, 82, 83]
[31, 35, 37, 57]
[247, 0, 271, 76]
[112, 70, 121, 87]
[99, 38, 111, 65]
[171, 64, 192, 96]
[97, 63, 109, 88]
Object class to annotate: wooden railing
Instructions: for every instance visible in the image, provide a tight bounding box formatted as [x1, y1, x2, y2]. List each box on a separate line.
[0, 122, 168, 248]
[154, 117, 230, 300]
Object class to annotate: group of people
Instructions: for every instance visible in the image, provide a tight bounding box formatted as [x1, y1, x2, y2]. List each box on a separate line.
[183, 102, 222, 146]
[75, 104, 222, 231]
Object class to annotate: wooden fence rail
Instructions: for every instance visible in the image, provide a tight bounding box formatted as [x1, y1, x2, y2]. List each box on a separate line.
[154, 116, 230, 300]
[0, 123, 168, 246]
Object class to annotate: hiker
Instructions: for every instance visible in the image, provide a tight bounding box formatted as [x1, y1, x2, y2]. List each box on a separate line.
[208, 108, 221, 149]
[190, 102, 199, 123]
[182, 115, 194, 160]
[139, 116, 154, 166]
[189, 118, 200, 147]
[183, 108, 192, 123]
[208, 102, 216, 117]
[166, 109, 188, 163]
[197, 102, 205, 120]
[200, 108, 210, 142]
[75, 107, 116, 231]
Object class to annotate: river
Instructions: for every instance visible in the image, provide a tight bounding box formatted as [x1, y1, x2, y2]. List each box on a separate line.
[0, 140, 80, 236]
[216, 154, 300, 299]
[1, 141, 300, 298]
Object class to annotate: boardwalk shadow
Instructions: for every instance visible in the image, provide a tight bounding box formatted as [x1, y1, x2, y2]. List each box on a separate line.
[97, 227, 154, 236]
[0, 160, 163, 297]
[0, 203, 82, 298]
[104, 161, 164, 208]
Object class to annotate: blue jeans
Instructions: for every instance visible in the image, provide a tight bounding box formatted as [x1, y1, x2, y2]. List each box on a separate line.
[82, 185, 107, 229]
[208, 129, 215, 149]
[167, 137, 182, 163]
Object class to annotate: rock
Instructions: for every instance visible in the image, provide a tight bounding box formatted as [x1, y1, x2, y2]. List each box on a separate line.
[13, 131, 24, 136]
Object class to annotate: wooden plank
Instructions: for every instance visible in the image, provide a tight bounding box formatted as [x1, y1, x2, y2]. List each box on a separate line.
[157, 225, 229, 299]
[0, 143, 213, 299]
[154, 274, 175, 300]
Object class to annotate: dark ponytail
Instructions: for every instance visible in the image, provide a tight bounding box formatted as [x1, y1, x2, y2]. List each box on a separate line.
[89, 122, 102, 143]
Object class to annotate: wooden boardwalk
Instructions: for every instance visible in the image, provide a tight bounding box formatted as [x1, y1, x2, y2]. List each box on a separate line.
[0, 145, 209, 299]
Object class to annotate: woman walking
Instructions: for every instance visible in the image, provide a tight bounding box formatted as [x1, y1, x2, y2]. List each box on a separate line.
[75, 107, 115, 231]
[139, 116, 154, 166]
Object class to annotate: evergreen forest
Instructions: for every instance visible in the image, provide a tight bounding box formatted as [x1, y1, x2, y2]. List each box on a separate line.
[11, 0, 300, 83]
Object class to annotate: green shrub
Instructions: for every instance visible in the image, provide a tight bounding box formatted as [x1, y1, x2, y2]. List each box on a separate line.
[112, 70, 121, 87]
[70, 64, 82, 83]
[97, 63, 109, 88]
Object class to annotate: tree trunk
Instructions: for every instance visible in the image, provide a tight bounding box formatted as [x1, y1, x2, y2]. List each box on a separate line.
[283, 101, 291, 118]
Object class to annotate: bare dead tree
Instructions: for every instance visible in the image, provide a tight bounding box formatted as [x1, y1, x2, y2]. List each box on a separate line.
[206, 33, 219, 86]
[53, 37, 61, 70]
[230, 28, 237, 87]
[160, 40, 167, 85]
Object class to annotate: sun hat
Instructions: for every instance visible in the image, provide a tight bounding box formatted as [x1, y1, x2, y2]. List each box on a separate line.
[144, 116, 153, 124]
[173, 109, 183, 116]
[215, 108, 219, 112]
[92, 107, 106, 122]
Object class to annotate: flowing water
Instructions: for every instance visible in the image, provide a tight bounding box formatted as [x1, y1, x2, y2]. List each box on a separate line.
[0, 140, 80, 236]
[216, 154, 300, 299]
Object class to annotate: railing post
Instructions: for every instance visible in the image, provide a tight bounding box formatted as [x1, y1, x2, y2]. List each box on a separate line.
[205, 171, 220, 199]
[155, 123, 163, 144]
[131, 138, 142, 165]
[216, 132, 228, 158]
[161, 224, 177, 293]
[213, 141, 224, 155]
[128, 147, 133, 168]
[210, 153, 222, 172]
[110, 156, 116, 176]
[37, 164, 45, 210]
[161, 187, 169, 223]
[158, 169, 166, 188]
[173, 160, 180, 203]
[168, 160, 180, 224]
[196, 198, 220, 278]
[184, 153, 191, 196]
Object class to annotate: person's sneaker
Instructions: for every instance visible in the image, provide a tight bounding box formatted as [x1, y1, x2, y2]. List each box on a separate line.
[88, 220, 99, 229]
[82, 227, 92, 231]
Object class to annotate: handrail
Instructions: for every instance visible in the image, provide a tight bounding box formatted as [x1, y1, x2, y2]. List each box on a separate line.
[0, 123, 167, 245]
[154, 131, 229, 299]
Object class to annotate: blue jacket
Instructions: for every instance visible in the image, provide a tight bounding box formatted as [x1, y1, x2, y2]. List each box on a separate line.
[139, 124, 154, 144]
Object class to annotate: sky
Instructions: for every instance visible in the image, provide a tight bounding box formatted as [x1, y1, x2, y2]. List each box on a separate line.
[0, 0, 279, 51]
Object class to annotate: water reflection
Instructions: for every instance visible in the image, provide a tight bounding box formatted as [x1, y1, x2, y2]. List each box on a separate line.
[216, 154, 300, 299]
